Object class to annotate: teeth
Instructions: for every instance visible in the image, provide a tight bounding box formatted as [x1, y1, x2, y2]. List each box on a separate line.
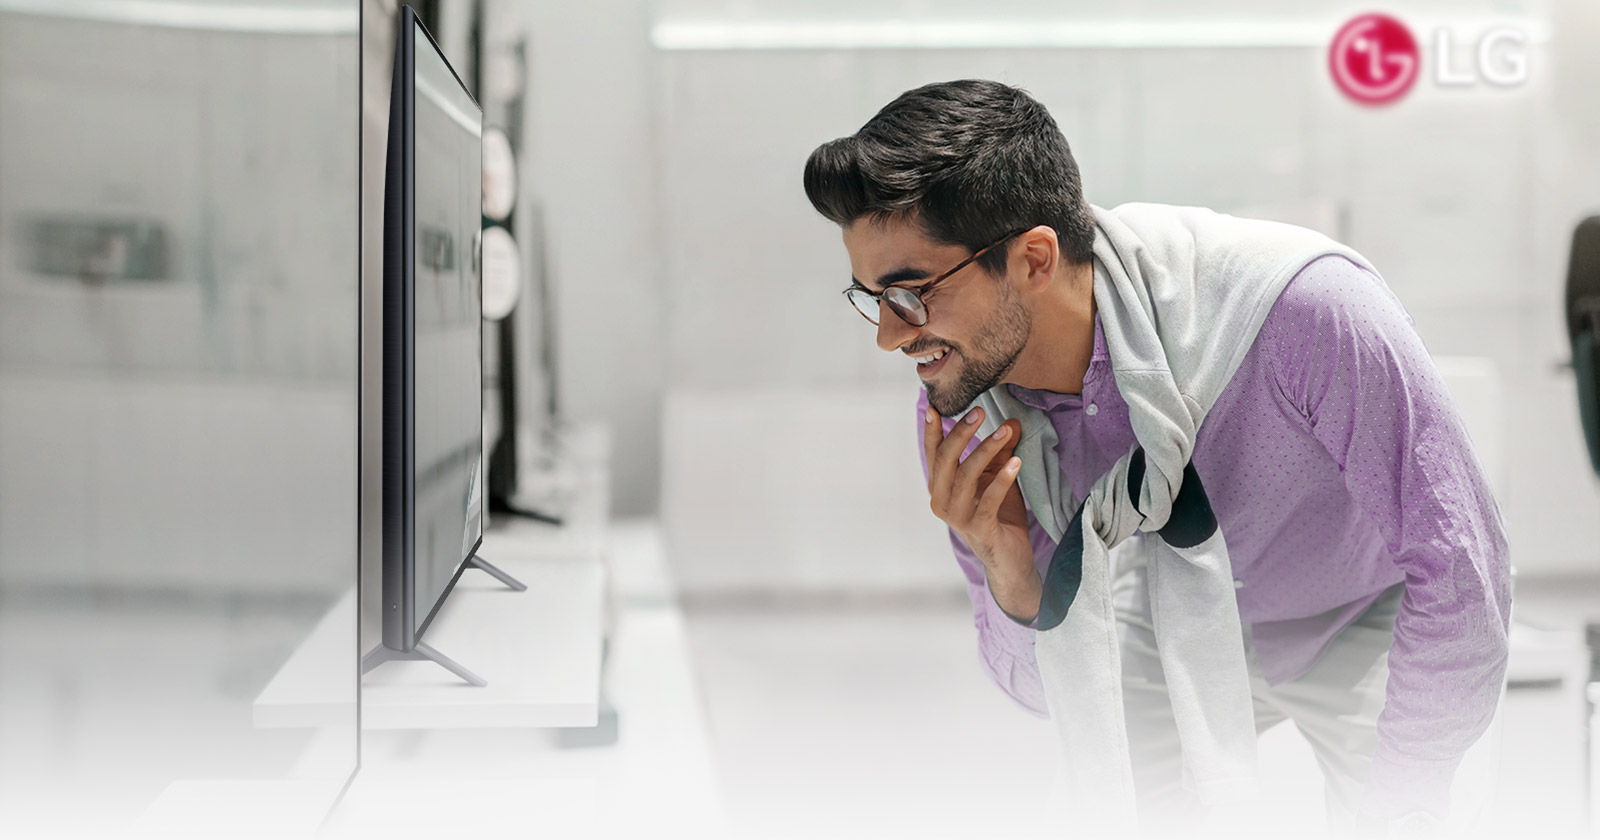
[913, 348, 948, 364]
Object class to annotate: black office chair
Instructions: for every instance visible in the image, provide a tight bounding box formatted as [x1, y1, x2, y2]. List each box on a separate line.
[1568, 216, 1600, 478]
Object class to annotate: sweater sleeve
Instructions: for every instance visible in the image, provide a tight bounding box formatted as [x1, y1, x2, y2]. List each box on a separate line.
[1263, 255, 1512, 820]
[916, 388, 1052, 719]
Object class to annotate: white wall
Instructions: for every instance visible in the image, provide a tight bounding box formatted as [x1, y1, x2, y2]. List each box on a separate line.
[499, 0, 1600, 591]
[662, 384, 956, 594]
[486, 0, 665, 518]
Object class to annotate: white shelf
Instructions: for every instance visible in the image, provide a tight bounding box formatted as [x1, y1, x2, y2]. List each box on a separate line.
[360, 548, 604, 729]
[325, 518, 727, 840]
[254, 545, 604, 730]
[252, 588, 358, 729]
[255, 421, 611, 731]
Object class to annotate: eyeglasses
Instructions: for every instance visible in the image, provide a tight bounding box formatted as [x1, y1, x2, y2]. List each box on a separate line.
[843, 229, 1028, 327]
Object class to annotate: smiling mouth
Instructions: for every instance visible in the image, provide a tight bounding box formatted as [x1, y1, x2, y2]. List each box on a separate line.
[916, 348, 952, 377]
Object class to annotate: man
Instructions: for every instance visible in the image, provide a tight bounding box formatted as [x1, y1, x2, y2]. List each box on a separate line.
[803, 79, 1510, 836]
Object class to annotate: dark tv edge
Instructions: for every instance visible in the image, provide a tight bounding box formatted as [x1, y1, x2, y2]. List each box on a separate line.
[379, 3, 416, 655]
[367, 6, 522, 689]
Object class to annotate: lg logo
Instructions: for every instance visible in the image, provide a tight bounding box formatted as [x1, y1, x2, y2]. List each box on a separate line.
[1329, 13, 1529, 106]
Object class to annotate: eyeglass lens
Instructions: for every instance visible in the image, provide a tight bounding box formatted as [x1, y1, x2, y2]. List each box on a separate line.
[848, 287, 926, 326]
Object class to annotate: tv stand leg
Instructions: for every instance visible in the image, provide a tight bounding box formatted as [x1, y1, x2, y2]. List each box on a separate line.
[411, 641, 486, 686]
[361, 642, 487, 687]
[467, 553, 527, 591]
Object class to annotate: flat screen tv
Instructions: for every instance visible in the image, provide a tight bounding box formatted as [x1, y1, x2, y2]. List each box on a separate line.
[363, 5, 523, 686]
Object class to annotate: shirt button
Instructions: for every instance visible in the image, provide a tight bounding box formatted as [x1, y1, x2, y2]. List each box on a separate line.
[1233, 578, 1245, 589]
[1086, 403, 1099, 416]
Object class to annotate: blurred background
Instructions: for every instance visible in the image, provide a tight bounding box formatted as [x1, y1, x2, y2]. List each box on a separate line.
[2, 0, 1598, 837]
[0, 2, 360, 837]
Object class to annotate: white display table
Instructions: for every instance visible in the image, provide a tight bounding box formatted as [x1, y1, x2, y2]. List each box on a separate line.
[255, 423, 611, 731]
[253, 544, 605, 729]
[359, 547, 604, 729]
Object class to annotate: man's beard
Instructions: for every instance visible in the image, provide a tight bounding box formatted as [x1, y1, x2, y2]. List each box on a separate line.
[925, 283, 1031, 418]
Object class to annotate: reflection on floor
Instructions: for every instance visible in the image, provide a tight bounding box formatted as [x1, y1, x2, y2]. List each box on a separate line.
[0, 587, 354, 839]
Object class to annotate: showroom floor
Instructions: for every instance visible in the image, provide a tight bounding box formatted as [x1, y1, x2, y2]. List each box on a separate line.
[684, 599, 1591, 840]
[6, 518, 1591, 838]
[323, 519, 1597, 839]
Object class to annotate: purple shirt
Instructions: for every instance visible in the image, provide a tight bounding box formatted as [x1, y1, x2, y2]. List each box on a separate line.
[916, 254, 1511, 816]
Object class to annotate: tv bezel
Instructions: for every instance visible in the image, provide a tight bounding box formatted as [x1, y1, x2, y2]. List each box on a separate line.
[382, 4, 485, 654]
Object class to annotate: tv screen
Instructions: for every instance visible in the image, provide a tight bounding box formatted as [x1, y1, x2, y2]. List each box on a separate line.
[380, 6, 483, 657]
[411, 16, 484, 630]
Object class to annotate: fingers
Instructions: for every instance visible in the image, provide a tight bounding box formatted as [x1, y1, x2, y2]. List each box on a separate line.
[925, 406, 988, 514]
[922, 405, 943, 487]
[949, 418, 1021, 517]
[974, 452, 1023, 525]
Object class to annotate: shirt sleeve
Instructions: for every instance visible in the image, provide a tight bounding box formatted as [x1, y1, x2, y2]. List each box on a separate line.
[1262, 254, 1513, 820]
[916, 388, 1053, 719]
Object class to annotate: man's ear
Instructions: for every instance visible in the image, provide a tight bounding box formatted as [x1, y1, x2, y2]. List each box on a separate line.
[1018, 225, 1059, 291]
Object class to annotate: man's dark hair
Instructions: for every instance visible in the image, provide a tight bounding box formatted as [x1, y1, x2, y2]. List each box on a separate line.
[804, 79, 1096, 275]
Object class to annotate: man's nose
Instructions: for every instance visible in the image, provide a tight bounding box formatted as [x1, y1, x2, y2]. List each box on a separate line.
[875, 304, 917, 352]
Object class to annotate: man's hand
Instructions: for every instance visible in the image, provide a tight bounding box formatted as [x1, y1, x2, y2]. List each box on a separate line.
[924, 406, 1039, 621]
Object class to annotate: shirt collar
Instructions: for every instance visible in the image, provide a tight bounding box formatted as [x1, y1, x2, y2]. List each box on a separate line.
[1004, 311, 1108, 411]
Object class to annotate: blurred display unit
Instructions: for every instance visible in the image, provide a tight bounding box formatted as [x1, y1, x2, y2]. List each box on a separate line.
[1568, 215, 1600, 478]
[479, 223, 520, 320]
[481, 125, 516, 223]
[1569, 213, 1600, 833]
[474, 28, 571, 527]
[21, 215, 170, 281]
[363, 4, 524, 688]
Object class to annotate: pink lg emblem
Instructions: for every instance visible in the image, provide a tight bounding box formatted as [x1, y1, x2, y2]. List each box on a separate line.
[1329, 13, 1420, 105]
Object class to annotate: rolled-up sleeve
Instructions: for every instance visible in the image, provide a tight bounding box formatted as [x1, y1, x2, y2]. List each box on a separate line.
[1265, 255, 1513, 819]
[916, 388, 1052, 719]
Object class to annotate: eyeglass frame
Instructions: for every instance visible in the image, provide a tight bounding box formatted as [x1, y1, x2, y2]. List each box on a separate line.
[842, 227, 1031, 327]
